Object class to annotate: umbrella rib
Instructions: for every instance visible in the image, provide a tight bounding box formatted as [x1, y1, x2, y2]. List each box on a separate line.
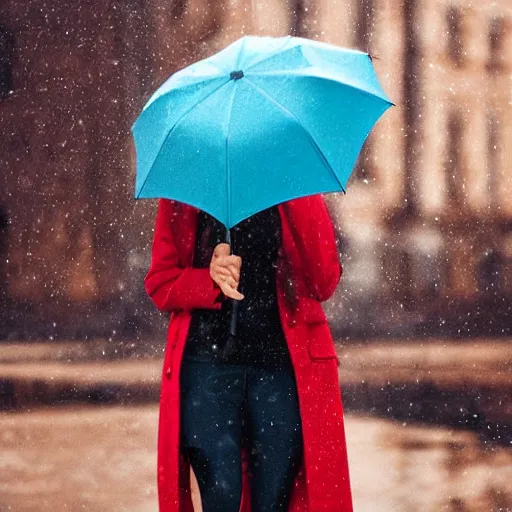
[137, 78, 231, 199]
[225, 84, 239, 230]
[247, 69, 393, 106]
[244, 77, 346, 194]
[235, 36, 248, 69]
[141, 75, 226, 113]
[224, 33, 245, 229]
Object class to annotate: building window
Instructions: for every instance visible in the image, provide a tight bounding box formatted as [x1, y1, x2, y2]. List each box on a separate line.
[383, 248, 413, 306]
[0, 24, 14, 99]
[397, 250, 413, 307]
[291, 0, 307, 37]
[0, 205, 8, 304]
[446, 6, 464, 66]
[402, 0, 420, 208]
[445, 111, 463, 204]
[354, 0, 374, 52]
[353, 135, 374, 182]
[486, 16, 506, 73]
[478, 250, 504, 294]
[171, 0, 187, 20]
[487, 110, 499, 208]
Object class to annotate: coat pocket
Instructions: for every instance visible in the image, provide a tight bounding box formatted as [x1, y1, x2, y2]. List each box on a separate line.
[297, 296, 327, 324]
[305, 322, 340, 366]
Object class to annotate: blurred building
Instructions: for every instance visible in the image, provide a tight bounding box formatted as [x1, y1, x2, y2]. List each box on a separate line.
[0, 0, 510, 339]
[325, 0, 512, 337]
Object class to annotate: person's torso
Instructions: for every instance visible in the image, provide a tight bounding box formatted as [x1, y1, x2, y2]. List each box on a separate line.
[183, 206, 290, 367]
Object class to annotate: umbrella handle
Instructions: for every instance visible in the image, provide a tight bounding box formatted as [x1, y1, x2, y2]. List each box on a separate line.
[225, 227, 238, 337]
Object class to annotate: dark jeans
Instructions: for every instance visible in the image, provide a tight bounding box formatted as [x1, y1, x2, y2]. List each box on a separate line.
[180, 357, 303, 512]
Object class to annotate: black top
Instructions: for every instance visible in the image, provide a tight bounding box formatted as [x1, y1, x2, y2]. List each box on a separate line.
[183, 206, 291, 367]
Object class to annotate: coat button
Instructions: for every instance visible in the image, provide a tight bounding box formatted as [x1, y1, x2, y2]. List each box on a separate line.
[165, 366, 172, 379]
[288, 319, 297, 327]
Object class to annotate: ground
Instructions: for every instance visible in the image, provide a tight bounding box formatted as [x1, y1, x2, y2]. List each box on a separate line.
[0, 405, 510, 512]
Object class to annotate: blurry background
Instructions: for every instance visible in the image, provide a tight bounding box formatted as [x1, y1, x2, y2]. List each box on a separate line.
[0, 0, 511, 511]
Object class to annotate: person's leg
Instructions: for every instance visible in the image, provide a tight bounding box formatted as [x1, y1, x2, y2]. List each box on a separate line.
[180, 359, 246, 512]
[246, 361, 304, 512]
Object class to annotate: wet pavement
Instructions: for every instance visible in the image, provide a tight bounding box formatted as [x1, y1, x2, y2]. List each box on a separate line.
[0, 405, 510, 512]
[1, 339, 511, 451]
[0, 339, 511, 510]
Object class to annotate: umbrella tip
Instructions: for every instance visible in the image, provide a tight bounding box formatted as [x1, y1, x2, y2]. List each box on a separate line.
[230, 70, 244, 81]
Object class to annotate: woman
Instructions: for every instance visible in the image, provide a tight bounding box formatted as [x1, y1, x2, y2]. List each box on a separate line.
[145, 194, 353, 512]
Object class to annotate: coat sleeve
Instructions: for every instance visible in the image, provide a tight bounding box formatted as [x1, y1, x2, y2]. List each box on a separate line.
[144, 199, 224, 312]
[283, 194, 342, 302]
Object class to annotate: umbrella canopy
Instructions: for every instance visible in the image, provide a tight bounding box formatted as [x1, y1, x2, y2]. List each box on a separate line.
[132, 34, 393, 229]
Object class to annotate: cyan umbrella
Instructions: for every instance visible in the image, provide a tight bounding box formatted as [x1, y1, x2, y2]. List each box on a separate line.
[132, 35, 393, 225]
[132, 34, 393, 342]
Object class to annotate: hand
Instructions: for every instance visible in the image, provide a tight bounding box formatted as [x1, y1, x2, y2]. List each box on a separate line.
[209, 243, 244, 300]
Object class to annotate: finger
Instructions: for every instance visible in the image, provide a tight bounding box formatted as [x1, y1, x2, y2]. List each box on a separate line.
[224, 275, 239, 290]
[217, 255, 234, 268]
[221, 255, 241, 268]
[210, 270, 230, 288]
[213, 243, 230, 257]
[224, 287, 244, 300]
[214, 273, 238, 291]
[226, 264, 240, 281]
[221, 282, 244, 300]
[227, 257, 242, 276]
[216, 258, 240, 281]
[212, 266, 232, 279]
[231, 276, 241, 289]
[228, 255, 242, 268]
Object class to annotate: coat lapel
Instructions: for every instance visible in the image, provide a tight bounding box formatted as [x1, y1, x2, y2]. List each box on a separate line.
[172, 201, 198, 267]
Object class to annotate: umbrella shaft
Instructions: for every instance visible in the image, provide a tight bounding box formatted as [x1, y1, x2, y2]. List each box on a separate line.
[225, 226, 238, 337]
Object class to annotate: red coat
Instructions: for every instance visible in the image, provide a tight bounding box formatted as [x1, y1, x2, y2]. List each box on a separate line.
[145, 195, 353, 512]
